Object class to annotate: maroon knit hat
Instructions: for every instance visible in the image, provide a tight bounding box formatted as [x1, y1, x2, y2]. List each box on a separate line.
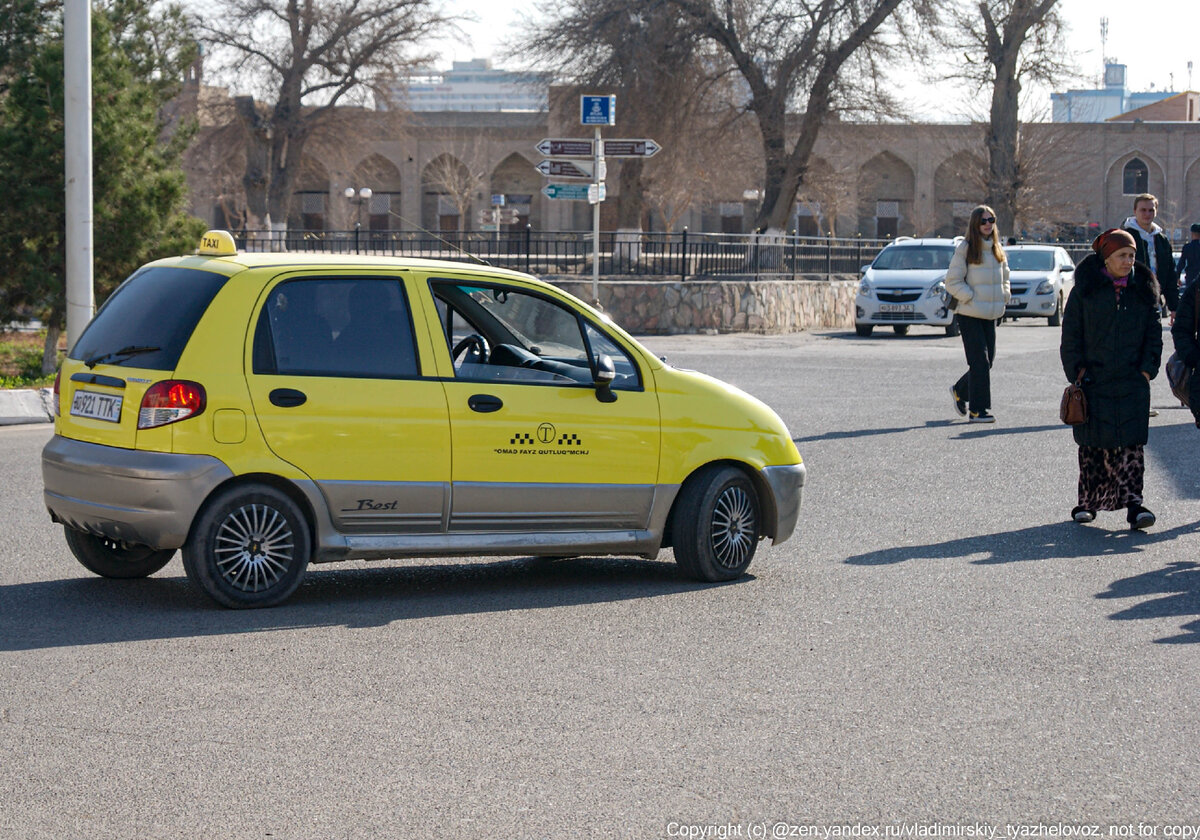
[1092, 228, 1137, 260]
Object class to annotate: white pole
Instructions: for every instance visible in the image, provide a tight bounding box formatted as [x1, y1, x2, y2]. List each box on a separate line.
[64, 0, 94, 346]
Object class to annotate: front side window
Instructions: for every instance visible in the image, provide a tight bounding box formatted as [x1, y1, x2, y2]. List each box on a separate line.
[253, 277, 418, 378]
[430, 280, 641, 389]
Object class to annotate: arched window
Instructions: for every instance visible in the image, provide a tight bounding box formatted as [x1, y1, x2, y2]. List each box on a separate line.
[1123, 158, 1148, 195]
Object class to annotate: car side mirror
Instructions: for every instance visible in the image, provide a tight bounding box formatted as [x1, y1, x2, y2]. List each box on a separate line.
[593, 353, 617, 403]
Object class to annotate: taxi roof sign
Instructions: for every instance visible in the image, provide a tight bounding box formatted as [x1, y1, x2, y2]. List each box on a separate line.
[197, 230, 238, 257]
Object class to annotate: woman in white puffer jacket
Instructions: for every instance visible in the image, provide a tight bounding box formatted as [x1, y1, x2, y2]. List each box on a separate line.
[945, 205, 1011, 423]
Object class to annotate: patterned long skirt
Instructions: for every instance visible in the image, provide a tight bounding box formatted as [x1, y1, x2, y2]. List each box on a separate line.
[1077, 445, 1144, 511]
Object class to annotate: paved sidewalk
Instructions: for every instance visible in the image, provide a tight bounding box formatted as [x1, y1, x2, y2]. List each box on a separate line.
[0, 388, 54, 425]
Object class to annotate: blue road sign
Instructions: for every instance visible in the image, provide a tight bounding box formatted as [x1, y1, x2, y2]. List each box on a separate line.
[580, 95, 616, 126]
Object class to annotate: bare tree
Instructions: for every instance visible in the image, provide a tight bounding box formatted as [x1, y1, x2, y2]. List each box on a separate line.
[668, 0, 912, 235]
[932, 0, 1072, 233]
[199, 0, 455, 233]
[515, 0, 737, 233]
[421, 137, 493, 233]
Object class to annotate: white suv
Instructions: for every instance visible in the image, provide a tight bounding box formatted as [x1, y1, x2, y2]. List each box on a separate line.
[855, 237, 960, 337]
[1002, 244, 1075, 326]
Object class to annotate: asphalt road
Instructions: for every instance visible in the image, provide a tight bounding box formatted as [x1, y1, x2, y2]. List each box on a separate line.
[2, 321, 1198, 839]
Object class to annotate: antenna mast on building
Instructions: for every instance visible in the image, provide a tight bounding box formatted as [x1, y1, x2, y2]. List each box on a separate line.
[1100, 17, 1108, 74]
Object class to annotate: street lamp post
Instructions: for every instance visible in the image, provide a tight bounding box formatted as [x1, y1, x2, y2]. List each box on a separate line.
[344, 186, 372, 254]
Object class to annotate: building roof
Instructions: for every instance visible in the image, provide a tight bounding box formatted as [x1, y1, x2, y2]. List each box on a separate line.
[1107, 91, 1200, 123]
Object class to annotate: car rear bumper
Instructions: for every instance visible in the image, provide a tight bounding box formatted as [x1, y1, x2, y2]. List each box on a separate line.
[42, 435, 233, 549]
[762, 462, 806, 543]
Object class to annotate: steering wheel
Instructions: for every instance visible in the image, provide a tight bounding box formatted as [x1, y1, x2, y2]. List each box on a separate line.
[452, 333, 490, 365]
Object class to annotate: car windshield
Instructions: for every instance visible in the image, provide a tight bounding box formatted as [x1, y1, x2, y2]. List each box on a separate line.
[1007, 251, 1056, 271]
[873, 246, 956, 271]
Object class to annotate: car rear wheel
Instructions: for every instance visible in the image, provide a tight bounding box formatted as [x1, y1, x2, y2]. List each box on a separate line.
[182, 484, 311, 609]
[855, 324, 874, 337]
[673, 465, 760, 582]
[63, 526, 176, 578]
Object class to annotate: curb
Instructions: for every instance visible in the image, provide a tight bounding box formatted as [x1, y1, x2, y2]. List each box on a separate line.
[0, 388, 54, 426]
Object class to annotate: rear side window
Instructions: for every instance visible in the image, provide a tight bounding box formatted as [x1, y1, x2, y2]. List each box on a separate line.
[70, 266, 229, 370]
[253, 277, 419, 379]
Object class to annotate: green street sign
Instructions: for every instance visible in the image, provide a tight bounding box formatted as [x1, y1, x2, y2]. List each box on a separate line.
[542, 183, 592, 201]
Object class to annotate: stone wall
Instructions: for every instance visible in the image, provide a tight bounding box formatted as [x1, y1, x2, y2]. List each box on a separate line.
[545, 275, 858, 335]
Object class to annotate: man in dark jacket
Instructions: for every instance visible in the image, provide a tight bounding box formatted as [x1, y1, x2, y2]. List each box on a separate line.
[1178, 223, 1200, 287]
[1123, 193, 1180, 314]
[1171, 274, 1200, 425]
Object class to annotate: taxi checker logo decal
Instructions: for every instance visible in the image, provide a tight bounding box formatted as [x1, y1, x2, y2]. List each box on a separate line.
[499, 422, 588, 456]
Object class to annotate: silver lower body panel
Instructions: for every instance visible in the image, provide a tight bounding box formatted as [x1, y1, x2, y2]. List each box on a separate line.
[41, 435, 233, 549]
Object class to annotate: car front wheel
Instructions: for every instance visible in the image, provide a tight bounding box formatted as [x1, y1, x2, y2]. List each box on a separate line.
[63, 526, 175, 578]
[1048, 294, 1062, 327]
[182, 484, 311, 608]
[673, 465, 760, 582]
[855, 324, 874, 337]
[945, 315, 961, 337]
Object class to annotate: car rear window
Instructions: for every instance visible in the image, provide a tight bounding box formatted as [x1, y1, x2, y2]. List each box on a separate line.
[873, 246, 956, 271]
[70, 266, 229, 370]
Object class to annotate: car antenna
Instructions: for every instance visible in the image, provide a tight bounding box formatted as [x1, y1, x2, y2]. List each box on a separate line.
[386, 209, 492, 266]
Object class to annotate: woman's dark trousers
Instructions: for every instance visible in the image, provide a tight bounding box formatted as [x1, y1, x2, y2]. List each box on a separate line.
[954, 315, 996, 413]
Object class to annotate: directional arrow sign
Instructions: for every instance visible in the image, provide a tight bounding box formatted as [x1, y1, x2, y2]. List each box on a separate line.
[535, 138, 594, 158]
[535, 159, 593, 179]
[542, 183, 592, 201]
[602, 138, 661, 158]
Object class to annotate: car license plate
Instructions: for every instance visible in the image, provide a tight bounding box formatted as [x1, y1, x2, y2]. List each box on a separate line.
[71, 390, 123, 423]
[879, 304, 914, 313]
[1007, 300, 1025, 309]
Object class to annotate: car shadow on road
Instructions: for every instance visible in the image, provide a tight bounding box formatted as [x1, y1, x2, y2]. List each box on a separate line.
[846, 519, 1200, 644]
[0, 555, 742, 652]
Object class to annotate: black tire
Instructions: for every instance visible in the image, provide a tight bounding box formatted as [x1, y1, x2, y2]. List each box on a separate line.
[182, 484, 311, 609]
[855, 324, 874, 337]
[672, 464, 760, 582]
[63, 526, 175, 578]
[1048, 295, 1062, 327]
[945, 315, 961, 337]
[892, 325, 909, 336]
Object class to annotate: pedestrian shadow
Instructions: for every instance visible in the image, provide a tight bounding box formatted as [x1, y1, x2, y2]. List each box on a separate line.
[1097, 560, 1200, 644]
[0, 554, 740, 652]
[793, 420, 959, 444]
[845, 519, 1200, 567]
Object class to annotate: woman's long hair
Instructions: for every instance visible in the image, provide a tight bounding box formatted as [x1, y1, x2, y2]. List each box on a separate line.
[965, 205, 1006, 265]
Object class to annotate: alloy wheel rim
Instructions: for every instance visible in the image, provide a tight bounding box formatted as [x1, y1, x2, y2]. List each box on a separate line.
[214, 503, 295, 592]
[711, 485, 755, 569]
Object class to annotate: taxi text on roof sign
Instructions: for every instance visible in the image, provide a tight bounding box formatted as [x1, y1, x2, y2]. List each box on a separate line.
[197, 230, 238, 257]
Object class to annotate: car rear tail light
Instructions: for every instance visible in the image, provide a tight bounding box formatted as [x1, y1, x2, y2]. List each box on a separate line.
[138, 380, 206, 429]
[52, 369, 61, 417]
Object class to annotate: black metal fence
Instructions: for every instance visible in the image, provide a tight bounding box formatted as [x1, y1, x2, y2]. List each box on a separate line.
[232, 228, 1094, 281]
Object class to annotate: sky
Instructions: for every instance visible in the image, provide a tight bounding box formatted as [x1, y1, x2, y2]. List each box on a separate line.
[427, 0, 1198, 122]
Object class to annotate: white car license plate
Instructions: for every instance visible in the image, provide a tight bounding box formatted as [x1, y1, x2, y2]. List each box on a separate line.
[71, 390, 123, 423]
[1007, 299, 1025, 309]
[879, 304, 914, 313]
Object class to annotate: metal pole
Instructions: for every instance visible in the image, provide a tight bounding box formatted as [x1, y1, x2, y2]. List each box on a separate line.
[65, 0, 94, 347]
[591, 126, 602, 306]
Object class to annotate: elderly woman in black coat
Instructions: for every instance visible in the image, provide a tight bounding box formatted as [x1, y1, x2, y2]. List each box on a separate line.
[1060, 228, 1162, 529]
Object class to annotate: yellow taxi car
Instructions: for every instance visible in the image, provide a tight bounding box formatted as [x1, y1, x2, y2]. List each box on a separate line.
[42, 231, 805, 608]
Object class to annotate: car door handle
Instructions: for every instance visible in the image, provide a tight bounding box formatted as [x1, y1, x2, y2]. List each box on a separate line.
[269, 388, 307, 408]
[468, 394, 503, 413]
